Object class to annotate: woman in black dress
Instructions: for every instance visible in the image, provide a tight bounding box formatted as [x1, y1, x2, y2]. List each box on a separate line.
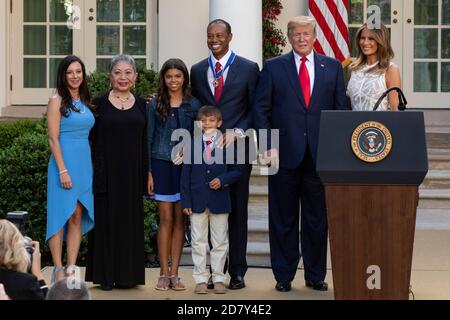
[86, 55, 148, 291]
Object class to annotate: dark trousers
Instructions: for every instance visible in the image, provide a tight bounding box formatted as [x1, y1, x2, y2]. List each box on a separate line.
[228, 164, 252, 277]
[268, 147, 328, 283]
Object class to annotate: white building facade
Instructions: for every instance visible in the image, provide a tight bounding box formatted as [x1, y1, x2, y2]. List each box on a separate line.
[0, 0, 449, 117]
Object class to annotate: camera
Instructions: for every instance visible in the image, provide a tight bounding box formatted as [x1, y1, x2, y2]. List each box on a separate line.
[6, 211, 28, 235]
[23, 236, 35, 273]
[23, 236, 35, 256]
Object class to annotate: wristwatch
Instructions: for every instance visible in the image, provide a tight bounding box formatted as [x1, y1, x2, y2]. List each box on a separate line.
[233, 128, 245, 139]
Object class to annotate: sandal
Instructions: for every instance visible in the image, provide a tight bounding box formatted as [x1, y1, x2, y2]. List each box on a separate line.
[155, 275, 170, 291]
[169, 275, 186, 291]
[51, 266, 64, 284]
[64, 264, 78, 277]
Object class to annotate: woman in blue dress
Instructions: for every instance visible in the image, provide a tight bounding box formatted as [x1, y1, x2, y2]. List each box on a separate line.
[46, 56, 95, 283]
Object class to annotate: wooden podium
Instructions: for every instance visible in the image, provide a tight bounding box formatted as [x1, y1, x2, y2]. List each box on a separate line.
[316, 111, 428, 300]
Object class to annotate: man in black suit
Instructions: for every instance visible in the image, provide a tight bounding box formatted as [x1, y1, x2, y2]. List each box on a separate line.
[190, 19, 260, 290]
[253, 16, 349, 292]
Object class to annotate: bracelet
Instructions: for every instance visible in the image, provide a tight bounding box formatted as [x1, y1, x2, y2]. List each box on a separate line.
[59, 169, 68, 175]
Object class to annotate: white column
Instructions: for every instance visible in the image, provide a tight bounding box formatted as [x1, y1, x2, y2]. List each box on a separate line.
[0, 0, 8, 114]
[210, 0, 262, 68]
[148, 0, 158, 69]
[158, 0, 209, 70]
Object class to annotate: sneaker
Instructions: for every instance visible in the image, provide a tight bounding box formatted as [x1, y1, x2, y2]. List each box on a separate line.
[194, 282, 208, 294]
[214, 282, 227, 294]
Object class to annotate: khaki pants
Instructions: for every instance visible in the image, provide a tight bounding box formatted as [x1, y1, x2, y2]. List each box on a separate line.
[190, 209, 229, 284]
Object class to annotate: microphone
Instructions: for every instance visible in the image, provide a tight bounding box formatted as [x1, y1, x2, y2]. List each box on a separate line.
[373, 87, 407, 111]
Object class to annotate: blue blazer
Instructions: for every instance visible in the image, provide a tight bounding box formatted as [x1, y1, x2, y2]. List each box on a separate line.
[180, 139, 242, 214]
[253, 51, 350, 169]
[190, 55, 260, 131]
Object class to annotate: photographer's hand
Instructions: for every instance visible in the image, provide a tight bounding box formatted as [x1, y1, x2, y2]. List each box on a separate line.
[0, 283, 10, 300]
[30, 241, 44, 280]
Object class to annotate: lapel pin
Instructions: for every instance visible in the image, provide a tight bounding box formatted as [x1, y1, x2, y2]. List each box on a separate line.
[321, 64, 325, 68]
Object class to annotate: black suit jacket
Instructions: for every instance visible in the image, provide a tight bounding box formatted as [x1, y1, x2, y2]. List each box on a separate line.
[0, 268, 46, 300]
[191, 55, 260, 131]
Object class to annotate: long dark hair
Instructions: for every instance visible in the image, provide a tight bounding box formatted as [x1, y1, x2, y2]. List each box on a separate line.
[156, 58, 191, 122]
[56, 55, 95, 117]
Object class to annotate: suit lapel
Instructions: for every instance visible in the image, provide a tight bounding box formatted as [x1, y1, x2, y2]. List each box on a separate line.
[310, 52, 325, 109]
[283, 52, 306, 108]
[200, 60, 215, 104]
[221, 57, 238, 103]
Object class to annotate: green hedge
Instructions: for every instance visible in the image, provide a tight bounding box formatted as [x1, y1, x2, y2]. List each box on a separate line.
[0, 119, 40, 150]
[0, 119, 52, 264]
[0, 120, 159, 267]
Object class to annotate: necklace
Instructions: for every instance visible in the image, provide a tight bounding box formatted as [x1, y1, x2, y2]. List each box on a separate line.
[72, 97, 85, 114]
[114, 93, 131, 110]
[71, 92, 80, 101]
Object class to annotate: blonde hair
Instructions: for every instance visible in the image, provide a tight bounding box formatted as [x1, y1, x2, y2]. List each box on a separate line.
[349, 22, 394, 74]
[287, 16, 317, 38]
[0, 219, 31, 273]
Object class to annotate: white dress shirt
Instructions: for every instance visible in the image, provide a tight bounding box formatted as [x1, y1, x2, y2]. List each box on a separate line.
[203, 131, 218, 149]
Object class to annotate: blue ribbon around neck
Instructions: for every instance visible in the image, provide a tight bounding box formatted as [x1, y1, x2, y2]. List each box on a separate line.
[208, 51, 236, 80]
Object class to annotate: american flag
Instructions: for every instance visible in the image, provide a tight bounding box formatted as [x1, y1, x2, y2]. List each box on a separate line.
[308, 0, 351, 67]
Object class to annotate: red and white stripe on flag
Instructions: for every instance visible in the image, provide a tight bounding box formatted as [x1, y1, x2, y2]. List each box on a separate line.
[308, 0, 351, 67]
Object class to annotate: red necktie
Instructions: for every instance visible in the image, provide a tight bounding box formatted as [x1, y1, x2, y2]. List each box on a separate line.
[299, 56, 311, 108]
[214, 62, 224, 103]
[205, 140, 212, 161]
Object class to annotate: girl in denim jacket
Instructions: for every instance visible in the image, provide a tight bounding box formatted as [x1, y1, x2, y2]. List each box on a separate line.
[146, 59, 201, 291]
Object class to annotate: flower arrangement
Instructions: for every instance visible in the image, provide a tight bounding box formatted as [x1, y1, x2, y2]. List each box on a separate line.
[262, 0, 287, 60]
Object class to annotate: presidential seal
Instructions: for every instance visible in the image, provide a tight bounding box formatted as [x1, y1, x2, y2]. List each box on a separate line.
[351, 121, 392, 163]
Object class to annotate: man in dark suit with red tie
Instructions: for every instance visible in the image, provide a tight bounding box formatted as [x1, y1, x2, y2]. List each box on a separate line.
[190, 19, 260, 290]
[253, 16, 350, 292]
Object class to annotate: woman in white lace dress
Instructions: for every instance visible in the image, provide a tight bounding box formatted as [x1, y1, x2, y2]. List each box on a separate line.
[347, 22, 401, 111]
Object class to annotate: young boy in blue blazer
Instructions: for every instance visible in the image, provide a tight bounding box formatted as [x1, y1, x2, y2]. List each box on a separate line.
[181, 105, 242, 294]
